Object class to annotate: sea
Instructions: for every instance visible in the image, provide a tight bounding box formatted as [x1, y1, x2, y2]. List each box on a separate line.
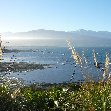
[2, 46, 111, 84]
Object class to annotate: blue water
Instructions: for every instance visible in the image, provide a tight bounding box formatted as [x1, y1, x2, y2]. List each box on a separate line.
[2, 46, 111, 84]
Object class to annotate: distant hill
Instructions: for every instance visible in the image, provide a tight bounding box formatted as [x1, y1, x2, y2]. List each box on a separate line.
[2, 29, 71, 39]
[2, 29, 111, 38]
[2, 29, 111, 47]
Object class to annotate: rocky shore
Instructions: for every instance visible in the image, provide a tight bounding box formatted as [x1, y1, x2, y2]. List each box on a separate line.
[0, 62, 51, 72]
[3, 48, 32, 53]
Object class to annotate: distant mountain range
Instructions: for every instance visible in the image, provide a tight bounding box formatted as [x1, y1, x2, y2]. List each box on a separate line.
[2, 29, 111, 38]
[2, 29, 111, 47]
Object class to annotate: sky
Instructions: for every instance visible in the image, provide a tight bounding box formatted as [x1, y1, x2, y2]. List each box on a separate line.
[0, 0, 111, 32]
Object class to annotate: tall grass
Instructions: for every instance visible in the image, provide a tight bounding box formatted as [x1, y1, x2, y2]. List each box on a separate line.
[0, 46, 2, 62]
[103, 53, 110, 81]
[66, 40, 111, 111]
[0, 36, 3, 63]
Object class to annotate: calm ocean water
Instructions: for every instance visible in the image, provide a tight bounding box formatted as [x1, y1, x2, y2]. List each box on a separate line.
[2, 46, 111, 84]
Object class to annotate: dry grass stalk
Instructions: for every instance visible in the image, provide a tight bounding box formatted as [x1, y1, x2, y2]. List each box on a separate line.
[66, 40, 82, 65]
[103, 53, 110, 81]
[82, 50, 87, 65]
[0, 36, 2, 62]
[92, 49, 98, 68]
[66, 40, 90, 81]
[0, 47, 2, 62]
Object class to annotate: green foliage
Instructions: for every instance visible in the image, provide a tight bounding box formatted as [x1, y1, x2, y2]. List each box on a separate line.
[70, 81, 111, 111]
[0, 82, 111, 111]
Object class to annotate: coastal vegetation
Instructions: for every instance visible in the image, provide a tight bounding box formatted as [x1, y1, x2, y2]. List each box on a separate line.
[0, 81, 111, 111]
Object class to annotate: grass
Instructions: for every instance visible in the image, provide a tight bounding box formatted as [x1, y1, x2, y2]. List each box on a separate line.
[0, 81, 111, 111]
